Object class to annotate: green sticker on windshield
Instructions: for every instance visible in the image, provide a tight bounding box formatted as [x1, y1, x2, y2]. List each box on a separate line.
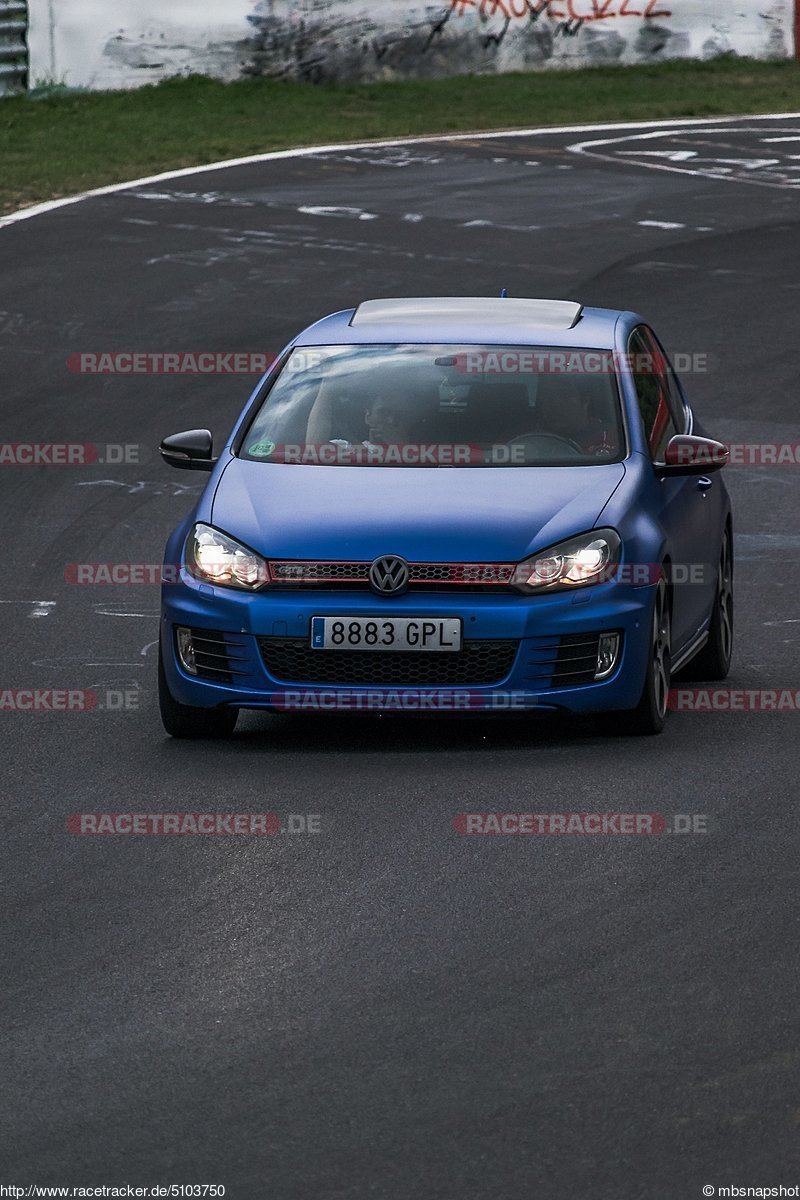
[249, 440, 276, 459]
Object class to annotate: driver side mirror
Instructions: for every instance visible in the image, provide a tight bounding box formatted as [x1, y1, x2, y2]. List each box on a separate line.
[160, 429, 217, 472]
[656, 435, 729, 477]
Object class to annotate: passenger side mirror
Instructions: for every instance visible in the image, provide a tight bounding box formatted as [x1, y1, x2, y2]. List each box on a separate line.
[160, 429, 217, 472]
[656, 435, 728, 477]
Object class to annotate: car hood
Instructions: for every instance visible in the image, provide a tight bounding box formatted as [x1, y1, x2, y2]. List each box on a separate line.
[211, 460, 626, 562]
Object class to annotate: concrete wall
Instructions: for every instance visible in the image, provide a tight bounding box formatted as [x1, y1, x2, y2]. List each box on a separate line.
[28, 0, 796, 91]
[27, 0, 254, 89]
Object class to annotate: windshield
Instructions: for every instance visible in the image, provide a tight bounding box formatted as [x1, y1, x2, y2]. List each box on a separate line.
[240, 344, 625, 466]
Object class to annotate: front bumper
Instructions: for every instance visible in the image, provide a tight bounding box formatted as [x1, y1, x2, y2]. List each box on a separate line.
[160, 572, 656, 715]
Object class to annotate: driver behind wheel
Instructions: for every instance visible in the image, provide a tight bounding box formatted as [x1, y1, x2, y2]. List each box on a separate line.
[535, 384, 615, 457]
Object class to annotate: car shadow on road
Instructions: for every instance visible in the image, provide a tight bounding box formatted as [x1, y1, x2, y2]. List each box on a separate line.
[204, 709, 623, 755]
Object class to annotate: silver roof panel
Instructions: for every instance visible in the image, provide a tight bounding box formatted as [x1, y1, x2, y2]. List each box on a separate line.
[350, 297, 584, 331]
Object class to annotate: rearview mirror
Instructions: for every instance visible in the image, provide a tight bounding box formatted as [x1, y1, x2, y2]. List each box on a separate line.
[160, 429, 217, 472]
[657, 435, 729, 477]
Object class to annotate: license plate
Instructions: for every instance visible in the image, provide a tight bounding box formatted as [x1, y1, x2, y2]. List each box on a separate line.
[311, 616, 462, 652]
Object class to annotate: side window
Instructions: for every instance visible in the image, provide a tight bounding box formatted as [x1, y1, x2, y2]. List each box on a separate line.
[628, 327, 678, 461]
[650, 327, 690, 434]
[665, 362, 688, 433]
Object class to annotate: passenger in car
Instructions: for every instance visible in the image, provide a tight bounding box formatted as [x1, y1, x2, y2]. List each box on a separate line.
[307, 379, 416, 446]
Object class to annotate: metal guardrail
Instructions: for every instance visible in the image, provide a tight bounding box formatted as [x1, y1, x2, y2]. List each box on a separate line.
[0, 0, 27, 95]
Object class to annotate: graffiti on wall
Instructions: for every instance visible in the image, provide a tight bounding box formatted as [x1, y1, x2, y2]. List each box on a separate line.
[448, 1, 674, 21]
[438, 0, 676, 50]
[240, 0, 791, 84]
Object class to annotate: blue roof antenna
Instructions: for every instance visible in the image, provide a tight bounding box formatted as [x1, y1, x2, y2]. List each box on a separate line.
[500, 288, 508, 298]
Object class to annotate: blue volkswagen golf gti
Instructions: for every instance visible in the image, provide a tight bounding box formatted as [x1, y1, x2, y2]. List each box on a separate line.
[158, 297, 733, 738]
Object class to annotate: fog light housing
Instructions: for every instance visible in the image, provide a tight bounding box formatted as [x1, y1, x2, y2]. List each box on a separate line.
[595, 632, 620, 680]
[176, 626, 197, 676]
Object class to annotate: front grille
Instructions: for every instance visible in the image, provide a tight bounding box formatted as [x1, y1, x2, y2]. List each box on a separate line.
[180, 628, 250, 686]
[258, 637, 519, 687]
[524, 632, 622, 689]
[268, 560, 516, 590]
[271, 562, 367, 583]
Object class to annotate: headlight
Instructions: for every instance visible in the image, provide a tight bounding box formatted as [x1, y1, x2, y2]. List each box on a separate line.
[186, 523, 268, 590]
[515, 529, 621, 593]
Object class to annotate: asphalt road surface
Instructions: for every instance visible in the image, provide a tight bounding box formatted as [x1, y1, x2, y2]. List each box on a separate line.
[2, 115, 799, 1198]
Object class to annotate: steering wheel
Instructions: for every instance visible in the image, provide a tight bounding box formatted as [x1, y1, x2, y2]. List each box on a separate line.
[507, 431, 585, 457]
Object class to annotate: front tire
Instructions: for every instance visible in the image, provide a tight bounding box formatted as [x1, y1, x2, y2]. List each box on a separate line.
[616, 579, 671, 736]
[159, 645, 238, 739]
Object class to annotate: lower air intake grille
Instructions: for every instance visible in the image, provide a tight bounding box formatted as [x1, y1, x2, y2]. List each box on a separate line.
[258, 637, 519, 687]
[181, 628, 249, 686]
[524, 632, 623, 688]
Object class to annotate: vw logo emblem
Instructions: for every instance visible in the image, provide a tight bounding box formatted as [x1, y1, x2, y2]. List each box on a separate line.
[369, 555, 410, 596]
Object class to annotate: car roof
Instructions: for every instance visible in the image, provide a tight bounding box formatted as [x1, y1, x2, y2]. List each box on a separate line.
[293, 297, 630, 351]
